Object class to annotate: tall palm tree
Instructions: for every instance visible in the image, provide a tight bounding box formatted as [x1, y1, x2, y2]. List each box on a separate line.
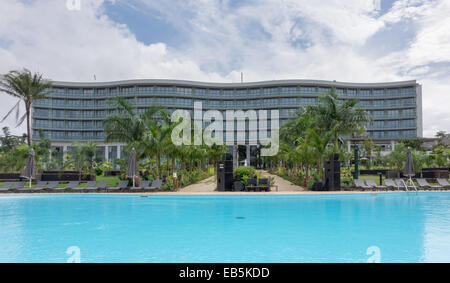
[308, 88, 371, 150]
[104, 98, 164, 166]
[0, 69, 52, 146]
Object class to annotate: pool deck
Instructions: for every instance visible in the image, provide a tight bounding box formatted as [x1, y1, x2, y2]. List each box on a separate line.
[1, 171, 448, 196]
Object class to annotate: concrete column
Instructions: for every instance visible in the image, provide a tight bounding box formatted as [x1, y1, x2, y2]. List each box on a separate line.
[246, 145, 251, 167]
[391, 140, 396, 151]
[347, 141, 351, 153]
[117, 145, 121, 160]
[233, 145, 238, 168]
[63, 145, 68, 162]
[105, 146, 109, 162]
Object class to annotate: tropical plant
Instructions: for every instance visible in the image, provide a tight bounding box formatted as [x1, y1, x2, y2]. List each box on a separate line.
[307, 87, 372, 150]
[0, 69, 52, 146]
[104, 98, 164, 164]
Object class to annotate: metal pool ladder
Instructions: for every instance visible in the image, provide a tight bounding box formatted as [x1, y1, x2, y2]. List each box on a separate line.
[398, 178, 418, 193]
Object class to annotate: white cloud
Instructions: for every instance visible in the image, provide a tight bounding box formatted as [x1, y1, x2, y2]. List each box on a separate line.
[0, 0, 449, 137]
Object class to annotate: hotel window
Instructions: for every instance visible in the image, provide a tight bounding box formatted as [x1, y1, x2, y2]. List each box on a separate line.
[52, 131, 65, 140]
[53, 99, 66, 106]
[122, 86, 135, 95]
[400, 87, 414, 96]
[52, 120, 65, 129]
[335, 89, 345, 95]
[96, 88, 107, 96]
[236, 89, 247, 97]
[347, 89, 357, 96]
[224, 100, 234, 108]
[223, 90, 234, 97]
[264, 98, 277, 106]
[67, 131, 82, 139]
[195, 89, 207, 95]
[176, 98, 192, 106]
[372, 100, 384, 107]
[318, 87, 330, 94]
[110, 88, 119, 96]
[300, 97, 317, 105]
[387, 89, 399, 96]
[300, 87, 316, 93]
[67, 121, 82, 129]
[249, 89, 260, 96]
[83, 132, 94, 139]
[176, 87, 192, 95]
[83, 111, 94, 118]
[67, 88, 80, 96]
[69, 99, 82, 107]
[52, 88, 66, 95]
[263, 88, 278, 95]
[83, 89, 94, 96]
[359, 90, 371, 97]
[138, 86, 153, 94]
[35, 108, 49, 117]
[281, 87, 297, 94]
[209, 89, 221, 97]
[373, 89, 385, 96]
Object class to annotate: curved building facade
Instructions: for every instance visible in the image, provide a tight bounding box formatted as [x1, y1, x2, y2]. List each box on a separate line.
[32, 79, 422, 164]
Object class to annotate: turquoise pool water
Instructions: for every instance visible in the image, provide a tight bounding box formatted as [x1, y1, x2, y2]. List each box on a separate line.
[0, 193, 449, 263]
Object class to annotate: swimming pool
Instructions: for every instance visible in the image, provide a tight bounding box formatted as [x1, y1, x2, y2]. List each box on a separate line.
[0, 193, 449, 263]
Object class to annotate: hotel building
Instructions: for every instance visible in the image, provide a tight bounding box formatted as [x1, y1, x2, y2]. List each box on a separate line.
[32, 79, 422, 166]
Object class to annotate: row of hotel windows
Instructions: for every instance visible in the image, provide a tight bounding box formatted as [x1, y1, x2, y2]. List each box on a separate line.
[48, 86, 417, 98]
[33, 107, 417, 120]
[34, 117, 416, 131]
[367, 119, 417, 129]
[34, 129, 417, 141]
[34, 97, 416, 111]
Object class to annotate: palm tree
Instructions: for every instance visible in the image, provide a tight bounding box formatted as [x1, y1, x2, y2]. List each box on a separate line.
[104, 98, 164, 167]
[308, 88, 371, 150]
[0, 69, 52, 146]
[305, 127, 333, 178]
[142, 118, 179, 179]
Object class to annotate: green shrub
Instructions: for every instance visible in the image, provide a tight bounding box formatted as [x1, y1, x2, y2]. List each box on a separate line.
[234, 166, 256, 183]
[93, 166, 103, 176]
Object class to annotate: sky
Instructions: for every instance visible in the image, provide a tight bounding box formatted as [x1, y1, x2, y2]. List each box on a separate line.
[0, 0, 449, 137]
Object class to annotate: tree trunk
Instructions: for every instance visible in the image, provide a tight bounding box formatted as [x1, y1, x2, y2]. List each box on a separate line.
[157, 154, 161, 179]
[26, 106, 31, 146]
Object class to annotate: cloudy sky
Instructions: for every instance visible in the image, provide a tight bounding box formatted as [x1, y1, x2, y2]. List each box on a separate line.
[0, 0, 449, 137]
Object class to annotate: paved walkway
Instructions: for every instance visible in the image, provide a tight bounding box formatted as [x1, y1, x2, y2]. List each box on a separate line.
[260, 171, 306, 192]
[178, 171, 306, 193]
[178, 175, 217, 192]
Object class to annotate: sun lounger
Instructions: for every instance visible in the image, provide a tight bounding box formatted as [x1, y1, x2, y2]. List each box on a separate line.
[147, 179, 163, 191]
[96, 181, 108, 191]
[19, 181, 47, 192]
[11, 181, 26, 190]
[79, 181, 97, 191]
[365, 179, 388, 191]
[354, 179, 373, 191]
[437, 179, 450, 189]
[130, 180, 150, 191]
[65, 181, 80, 190]
[0, 182, 14, 192]
[47, 181, 64, 191]
[107, 180, 129, 192]
[417, 179, 442, 190]
[384, 179, 397, 190]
